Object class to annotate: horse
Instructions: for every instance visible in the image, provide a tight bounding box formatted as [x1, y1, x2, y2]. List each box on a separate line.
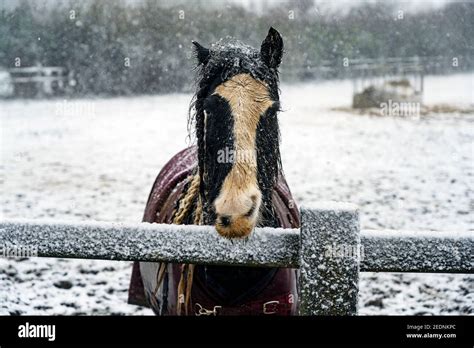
[128, 28, 300, 315]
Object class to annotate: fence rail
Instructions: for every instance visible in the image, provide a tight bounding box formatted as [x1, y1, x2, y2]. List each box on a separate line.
[0, 218, 300, 268]
[1, 202, 472, 315]
[1, 217, 470, 272]
[7, 66, 68, 97]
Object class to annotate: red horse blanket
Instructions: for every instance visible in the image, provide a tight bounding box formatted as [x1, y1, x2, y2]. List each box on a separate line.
[128, 146, 300, 315]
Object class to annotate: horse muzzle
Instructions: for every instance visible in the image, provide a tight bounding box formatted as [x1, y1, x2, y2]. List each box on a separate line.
[213, 189, 261, 239]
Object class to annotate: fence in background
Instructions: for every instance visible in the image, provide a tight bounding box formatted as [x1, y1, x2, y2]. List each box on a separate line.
[7, 66, 68, 97]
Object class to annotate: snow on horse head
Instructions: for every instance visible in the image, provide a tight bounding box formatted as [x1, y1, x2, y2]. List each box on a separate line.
[191, 27, 283, 238]
[129, 28, 300, 315]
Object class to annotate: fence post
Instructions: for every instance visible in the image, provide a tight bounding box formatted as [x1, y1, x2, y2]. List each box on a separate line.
[299, 203, 360, 315]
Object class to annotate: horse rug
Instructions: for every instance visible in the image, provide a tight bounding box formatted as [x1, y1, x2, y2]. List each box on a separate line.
[128, 146, 300, 315]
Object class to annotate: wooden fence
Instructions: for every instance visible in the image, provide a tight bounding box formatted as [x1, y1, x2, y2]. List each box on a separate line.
[0, 202, 472, 315]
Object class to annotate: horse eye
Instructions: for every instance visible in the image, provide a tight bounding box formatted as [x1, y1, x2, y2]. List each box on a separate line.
[204, 96, 219, 113]
[203, 99, 212, 112]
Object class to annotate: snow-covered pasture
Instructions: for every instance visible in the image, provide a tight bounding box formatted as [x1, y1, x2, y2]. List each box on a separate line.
[0, 73, 473, 315]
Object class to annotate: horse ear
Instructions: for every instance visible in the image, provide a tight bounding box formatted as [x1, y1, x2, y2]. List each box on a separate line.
[260, 27, 283, 69]
[192, 41, 210, 65]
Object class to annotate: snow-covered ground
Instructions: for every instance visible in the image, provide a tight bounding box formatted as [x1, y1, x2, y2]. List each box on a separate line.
[0, 73, 473, 315]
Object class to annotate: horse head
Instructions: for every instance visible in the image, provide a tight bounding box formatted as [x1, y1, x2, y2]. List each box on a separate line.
[191, 28, 284, 239]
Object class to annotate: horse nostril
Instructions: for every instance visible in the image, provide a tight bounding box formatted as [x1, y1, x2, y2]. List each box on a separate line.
[219, 215, 231, 227]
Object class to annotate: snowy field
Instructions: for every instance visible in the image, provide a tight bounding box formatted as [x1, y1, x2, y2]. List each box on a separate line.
[0, 73, 473, 315]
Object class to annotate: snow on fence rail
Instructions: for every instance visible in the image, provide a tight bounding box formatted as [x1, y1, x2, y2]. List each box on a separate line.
[0, 202, 472, 315]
